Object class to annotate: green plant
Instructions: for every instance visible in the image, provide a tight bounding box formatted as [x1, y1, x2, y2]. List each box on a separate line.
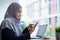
[20, 21, 26, 30]
[21, 24, 26, 30]
[55, 26, 60, 32]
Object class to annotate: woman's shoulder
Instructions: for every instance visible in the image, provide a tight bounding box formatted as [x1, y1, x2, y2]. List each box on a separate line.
[1, 18, 13, 29]
[2, 18, 12, 24]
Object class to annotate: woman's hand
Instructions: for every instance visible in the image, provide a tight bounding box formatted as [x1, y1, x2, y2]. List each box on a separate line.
[27, 24, 35, 34]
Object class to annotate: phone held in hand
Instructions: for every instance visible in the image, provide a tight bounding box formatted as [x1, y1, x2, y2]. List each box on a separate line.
[34, 22, 39, 27]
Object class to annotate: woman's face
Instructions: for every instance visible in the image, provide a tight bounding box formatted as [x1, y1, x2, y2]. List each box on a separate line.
[16, 8, 22, 20]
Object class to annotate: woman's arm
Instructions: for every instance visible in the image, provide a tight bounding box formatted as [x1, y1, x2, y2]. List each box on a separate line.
[1, 28, 30, 40]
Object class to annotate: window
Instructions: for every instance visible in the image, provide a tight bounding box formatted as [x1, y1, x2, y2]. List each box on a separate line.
[55, 16, 57, 26]
[49, 0, 51, 1]
[27, 1, 40, 19]
[49, 3, 51, 14]
[45, 0, 48, 3]
[49, 18, 51, 25]
[59, 0, 60, 13]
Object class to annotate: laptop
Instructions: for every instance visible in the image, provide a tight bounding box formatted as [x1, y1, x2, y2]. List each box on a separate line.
[31, 24, 47, 39]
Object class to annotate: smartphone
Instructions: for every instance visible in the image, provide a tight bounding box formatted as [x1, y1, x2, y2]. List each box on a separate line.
[34, 22, 39, 27]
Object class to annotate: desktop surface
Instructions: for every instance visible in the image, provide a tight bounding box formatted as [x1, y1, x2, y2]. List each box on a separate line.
[27, 37, 56, 40]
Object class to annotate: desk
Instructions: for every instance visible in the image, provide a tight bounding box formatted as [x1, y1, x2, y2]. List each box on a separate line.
[28, 37, 56, 40]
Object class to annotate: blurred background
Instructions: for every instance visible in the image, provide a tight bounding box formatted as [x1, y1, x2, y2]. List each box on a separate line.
[0, 0, 60, 38]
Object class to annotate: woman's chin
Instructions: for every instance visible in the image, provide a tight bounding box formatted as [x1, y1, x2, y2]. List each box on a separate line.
[16, 18, 20, 20]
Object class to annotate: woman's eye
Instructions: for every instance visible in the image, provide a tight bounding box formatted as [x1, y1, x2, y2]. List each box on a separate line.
[18, 11, 21, 13]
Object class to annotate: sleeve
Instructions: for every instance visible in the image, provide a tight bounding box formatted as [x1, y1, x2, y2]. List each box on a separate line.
[1, 28, 30, 40]
[1, 19, 30, 40]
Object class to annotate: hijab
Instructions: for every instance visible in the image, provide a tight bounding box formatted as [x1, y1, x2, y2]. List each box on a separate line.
[1, 2, 23, 36]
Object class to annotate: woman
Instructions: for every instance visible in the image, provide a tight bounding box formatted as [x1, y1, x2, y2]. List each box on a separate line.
[1, 2, 35, 40]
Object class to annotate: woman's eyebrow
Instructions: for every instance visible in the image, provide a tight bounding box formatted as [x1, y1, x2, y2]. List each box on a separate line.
[18, 9, 22, 13]
[18, 10, 21, 13]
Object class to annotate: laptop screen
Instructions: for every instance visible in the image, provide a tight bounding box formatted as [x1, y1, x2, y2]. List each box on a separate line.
[36, 24, 47, 38]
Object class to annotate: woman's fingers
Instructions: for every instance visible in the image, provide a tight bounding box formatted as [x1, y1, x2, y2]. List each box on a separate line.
[27, 24, 35, 34]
